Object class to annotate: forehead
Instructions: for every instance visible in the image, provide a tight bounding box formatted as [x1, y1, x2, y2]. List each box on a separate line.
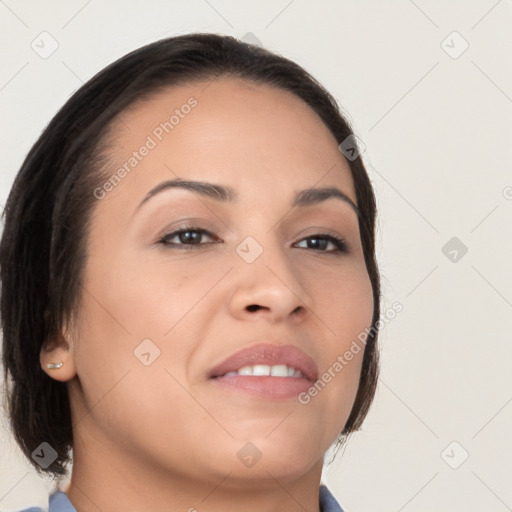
[103, 77, 356, 207]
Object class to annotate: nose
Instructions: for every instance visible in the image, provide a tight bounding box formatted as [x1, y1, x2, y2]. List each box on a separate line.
[227, 240, 314, 324]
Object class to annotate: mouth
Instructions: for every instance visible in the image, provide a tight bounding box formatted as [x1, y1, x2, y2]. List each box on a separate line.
[207, 343, 318, 399]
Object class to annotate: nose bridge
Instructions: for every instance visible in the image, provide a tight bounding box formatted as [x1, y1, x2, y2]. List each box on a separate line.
[229, 228, 314, 318]
[238, 229, 295, 282]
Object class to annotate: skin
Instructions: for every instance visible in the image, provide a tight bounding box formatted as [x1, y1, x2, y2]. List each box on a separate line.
[40, 77, 374, 512]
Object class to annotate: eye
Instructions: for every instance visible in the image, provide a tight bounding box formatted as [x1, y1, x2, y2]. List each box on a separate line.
[294, 234, 348, 253]
[157, 227, 348, 254]
[157, 227, 218, 248]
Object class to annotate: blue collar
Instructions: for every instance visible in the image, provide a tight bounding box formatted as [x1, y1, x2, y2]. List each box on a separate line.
[320, 484, 345, 511]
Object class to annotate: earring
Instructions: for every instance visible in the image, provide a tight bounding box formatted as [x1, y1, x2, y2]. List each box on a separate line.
[47, 362, 63, 369]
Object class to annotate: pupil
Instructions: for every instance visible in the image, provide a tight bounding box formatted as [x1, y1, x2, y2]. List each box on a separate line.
[310, 238, 327, 250]
[180, 231, 201, 244]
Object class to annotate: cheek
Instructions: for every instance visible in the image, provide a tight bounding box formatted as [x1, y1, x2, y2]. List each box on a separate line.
[85, 247, 222, 339]
[300, 262, 374, 429]
[311, 260, 375, 343]
[328, 264, 374, 389]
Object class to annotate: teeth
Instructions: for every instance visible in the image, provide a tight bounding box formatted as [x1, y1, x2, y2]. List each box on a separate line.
[224, 364, 304, 378]
[238, 366, 254, 376]
[270, 364, 289, 377]
[253, 364, 271, 376]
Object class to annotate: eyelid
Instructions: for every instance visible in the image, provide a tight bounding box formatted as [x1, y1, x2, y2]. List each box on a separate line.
[155, 218, 218, 239]
[293, 226, 348, 243]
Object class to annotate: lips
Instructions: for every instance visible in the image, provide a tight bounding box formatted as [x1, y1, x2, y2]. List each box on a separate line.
[208, 343, 318, 381]
[207, 343, 318, 399]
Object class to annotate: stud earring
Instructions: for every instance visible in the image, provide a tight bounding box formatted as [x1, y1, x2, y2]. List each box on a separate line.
[46, 362, 63, 370]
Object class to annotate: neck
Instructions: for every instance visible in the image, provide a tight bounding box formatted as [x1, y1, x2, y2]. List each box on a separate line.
[64, 423, 325, 512]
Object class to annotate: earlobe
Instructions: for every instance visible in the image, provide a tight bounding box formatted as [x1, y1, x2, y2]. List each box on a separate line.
[40, 333, 77, 382]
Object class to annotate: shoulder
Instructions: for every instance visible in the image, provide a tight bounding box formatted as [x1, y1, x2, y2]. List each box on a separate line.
[320, 483, 346, 512]
[14, 489, 76, 512]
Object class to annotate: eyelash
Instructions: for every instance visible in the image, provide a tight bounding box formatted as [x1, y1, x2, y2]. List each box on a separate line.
[157, 226, 348, 254]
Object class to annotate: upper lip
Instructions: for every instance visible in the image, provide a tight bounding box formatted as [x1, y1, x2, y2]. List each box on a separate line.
[208, 343, 318, 381]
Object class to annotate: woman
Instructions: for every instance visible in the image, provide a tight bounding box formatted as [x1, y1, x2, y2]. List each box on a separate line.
[1, 33, 380, 512]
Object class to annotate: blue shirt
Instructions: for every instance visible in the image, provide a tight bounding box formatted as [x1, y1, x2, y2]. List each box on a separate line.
[17, 484, 345, 511]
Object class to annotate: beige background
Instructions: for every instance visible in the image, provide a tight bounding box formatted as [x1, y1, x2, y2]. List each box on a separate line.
[1, 1, 511, 511]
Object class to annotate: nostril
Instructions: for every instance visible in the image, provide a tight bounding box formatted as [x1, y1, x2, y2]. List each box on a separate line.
[246, 304, 262, 312]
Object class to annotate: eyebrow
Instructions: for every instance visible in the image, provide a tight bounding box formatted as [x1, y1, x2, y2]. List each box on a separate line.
[136, 179, 360, 217]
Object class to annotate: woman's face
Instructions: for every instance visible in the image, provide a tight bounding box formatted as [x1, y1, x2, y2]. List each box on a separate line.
[62, 77, 374, 485]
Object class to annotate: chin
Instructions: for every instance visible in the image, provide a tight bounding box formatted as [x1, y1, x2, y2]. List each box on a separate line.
[226, 432, 327, 483]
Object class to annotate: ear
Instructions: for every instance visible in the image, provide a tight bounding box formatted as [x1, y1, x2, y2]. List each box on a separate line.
[40, 330, 77, 382]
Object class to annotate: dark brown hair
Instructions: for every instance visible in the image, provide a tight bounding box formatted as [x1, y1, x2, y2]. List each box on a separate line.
[0, 32, 380, 479]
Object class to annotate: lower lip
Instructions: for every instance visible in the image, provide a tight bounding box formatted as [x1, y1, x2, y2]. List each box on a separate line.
[210, 375, 313, 399]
